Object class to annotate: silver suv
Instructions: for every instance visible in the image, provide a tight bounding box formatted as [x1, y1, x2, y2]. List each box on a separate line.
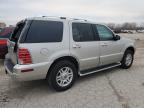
[5, 17, 135, 91]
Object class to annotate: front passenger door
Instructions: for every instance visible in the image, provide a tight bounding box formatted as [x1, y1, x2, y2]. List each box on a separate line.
[95, 24, 123, 65]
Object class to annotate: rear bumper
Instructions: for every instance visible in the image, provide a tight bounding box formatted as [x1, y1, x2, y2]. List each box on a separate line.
[4, 58, 51, 81]
[4, 59, 18, 79]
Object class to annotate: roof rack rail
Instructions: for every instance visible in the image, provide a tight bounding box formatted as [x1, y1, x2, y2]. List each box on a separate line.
[42, 16, 66, 19]
[72, 18, 87, 21]
[60, 17, 66, 19]
[41, 16, 87, 21]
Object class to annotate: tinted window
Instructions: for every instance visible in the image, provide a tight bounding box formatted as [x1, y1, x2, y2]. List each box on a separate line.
[72, 23, 95, 42]
[11, 21, 25, 42]
[25, 20, 63, 43]
[96, 25, 114, 41]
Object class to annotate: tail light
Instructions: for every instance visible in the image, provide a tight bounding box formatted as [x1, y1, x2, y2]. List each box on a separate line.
[0, 39, 7, 45]
[18, 48, 32, 64]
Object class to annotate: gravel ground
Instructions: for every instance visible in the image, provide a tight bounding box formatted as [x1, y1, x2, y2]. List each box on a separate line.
[0, 33, 144, 108]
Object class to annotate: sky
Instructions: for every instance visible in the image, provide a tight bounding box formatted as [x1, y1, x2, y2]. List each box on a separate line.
[0, 0, 144, 26]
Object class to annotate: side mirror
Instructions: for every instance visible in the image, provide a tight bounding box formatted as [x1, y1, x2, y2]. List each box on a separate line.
[114, 35, 120, 41]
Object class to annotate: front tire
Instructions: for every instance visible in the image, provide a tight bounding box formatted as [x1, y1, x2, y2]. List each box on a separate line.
[47, 60, 77, 91]
[120, 50, 134, 69]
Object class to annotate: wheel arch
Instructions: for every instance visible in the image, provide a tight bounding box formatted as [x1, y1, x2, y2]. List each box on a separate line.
[46, 56, 80, 78]
[120, 45, 135, 62]
[125, 46, 135, 54]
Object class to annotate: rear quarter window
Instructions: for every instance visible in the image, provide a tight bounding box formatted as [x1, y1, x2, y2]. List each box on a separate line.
[25, 20, 63, 43]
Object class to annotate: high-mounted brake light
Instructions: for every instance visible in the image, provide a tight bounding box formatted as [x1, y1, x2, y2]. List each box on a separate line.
[18, 48, 32, 64]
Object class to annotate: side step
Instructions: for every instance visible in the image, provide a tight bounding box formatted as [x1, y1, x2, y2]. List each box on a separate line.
[79, 63, 121, 76]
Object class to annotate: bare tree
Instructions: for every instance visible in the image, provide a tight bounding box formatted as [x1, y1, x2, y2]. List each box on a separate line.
[107, 22, 144, 33]
[107, 23, 116, 30]
[122, 22, 137, 30]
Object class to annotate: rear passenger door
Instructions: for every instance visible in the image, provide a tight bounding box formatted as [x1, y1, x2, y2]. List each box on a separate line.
[70, 22, 100, 70]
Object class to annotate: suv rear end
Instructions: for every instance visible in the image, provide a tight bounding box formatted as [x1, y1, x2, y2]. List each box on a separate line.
[5, 17, 67, 81]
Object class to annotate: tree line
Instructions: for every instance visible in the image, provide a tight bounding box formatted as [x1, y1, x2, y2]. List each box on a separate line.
[107, 22, 144, 33]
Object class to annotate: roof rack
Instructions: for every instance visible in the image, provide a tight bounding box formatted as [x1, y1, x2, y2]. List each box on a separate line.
[71, 18, 87, 21]
[41, 16, 87, 21]
[42, 16, 66, 19]
[60, 17, 66, 19]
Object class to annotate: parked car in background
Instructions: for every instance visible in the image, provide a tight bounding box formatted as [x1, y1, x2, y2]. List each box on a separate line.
[137, 30, 144, 33]
[0, 27, 14, 59]
[4, 17, 135, 91]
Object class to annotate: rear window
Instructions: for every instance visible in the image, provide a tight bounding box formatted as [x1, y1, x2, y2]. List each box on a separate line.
[25, 20, 63, 43]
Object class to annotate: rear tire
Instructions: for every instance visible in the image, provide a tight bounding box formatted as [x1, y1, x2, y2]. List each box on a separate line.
[47, 60, 77, 91]
[120, 50, 134, 69]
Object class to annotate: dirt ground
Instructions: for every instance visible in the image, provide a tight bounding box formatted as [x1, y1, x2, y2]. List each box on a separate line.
[120, 33, 144, 48]
[0, 33, 144, 108]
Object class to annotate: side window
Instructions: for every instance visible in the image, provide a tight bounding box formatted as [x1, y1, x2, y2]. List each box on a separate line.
[72, 23, 95, 42]
[25, 20, 63, 43]
[96, 25, 114, 41]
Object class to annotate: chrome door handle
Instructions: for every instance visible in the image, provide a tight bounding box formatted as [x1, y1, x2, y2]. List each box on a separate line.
[73, 44, 81, 48]
[101, 43, 108, 47]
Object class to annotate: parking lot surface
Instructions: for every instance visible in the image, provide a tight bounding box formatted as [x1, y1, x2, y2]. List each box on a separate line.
[0, 33, 144, 108]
